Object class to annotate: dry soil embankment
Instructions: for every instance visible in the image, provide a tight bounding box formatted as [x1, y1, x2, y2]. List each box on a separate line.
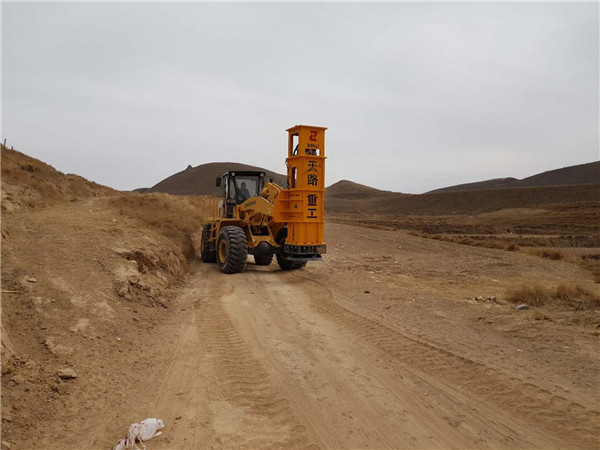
[1, 147, 215, 449]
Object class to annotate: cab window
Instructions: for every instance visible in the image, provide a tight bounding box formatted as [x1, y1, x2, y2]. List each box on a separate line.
[234, 176, 261, 203]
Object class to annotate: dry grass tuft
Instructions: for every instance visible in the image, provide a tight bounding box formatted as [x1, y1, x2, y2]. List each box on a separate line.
[536, 250, 564, 260]
[580, 254, 600, 283]
[507, 284, 600, 310]
[108, 193, 218, 259]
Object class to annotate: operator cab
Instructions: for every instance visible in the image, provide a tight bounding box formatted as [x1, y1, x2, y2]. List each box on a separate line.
[216, 171, 265, 218]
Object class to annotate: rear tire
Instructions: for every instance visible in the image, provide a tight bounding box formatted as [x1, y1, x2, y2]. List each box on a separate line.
[217, 226, 248, 274]
[254, 254, 273, 266]
[274, 227, 306, 270]
[276, 253, 306, 271]
[200, 224, 216, 263]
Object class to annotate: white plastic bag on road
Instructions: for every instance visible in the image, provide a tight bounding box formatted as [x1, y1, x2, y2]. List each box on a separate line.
[128, 418, 164, 449]
[113, 418, 164, 450]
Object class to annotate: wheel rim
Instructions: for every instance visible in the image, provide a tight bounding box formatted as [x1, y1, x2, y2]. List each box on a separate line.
[218, 239, 228, 263]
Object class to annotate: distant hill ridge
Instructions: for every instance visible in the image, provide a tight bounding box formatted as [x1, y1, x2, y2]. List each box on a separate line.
[428, 161, 599, 194]
[148, 162, 287, 197]
[324, 161, 599, 216]
[141, 159, 599, 216]
[326, 183, 600, 216]
[326, 180, 388, 199]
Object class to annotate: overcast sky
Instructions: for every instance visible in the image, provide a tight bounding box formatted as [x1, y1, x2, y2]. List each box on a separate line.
[3, 2, 598, 193]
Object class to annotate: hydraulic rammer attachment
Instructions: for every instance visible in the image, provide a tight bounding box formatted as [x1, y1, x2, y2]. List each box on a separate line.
[274, 125, 327, 260]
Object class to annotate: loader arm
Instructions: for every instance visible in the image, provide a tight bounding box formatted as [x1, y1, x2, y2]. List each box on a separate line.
[237, 196, 276, 226]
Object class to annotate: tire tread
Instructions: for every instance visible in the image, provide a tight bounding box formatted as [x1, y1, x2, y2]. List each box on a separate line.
[217, 226, 248, 274]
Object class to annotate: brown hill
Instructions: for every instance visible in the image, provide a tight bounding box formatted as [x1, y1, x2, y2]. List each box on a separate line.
[428, 161, 599, 194]
[1, 146, 115, 212]
[148, 162, 287, 196]
[427, 177, 518, 194]
[326, 184, 600, 216]
[326, 180, 387, 199]
[514, 161, 600, 188]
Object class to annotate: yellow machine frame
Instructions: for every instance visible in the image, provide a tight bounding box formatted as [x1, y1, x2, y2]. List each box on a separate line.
[274, 125, 327, 251]
[201, 125, 327, 273]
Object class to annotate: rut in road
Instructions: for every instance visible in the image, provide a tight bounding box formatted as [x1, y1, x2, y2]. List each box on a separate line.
[300, 275, 600, 448]
[196, 297, 319, 450]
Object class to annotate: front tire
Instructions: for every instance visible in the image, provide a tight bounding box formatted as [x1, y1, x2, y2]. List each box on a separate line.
[274, 227, 306, 271]
[217, 226, 248, 274]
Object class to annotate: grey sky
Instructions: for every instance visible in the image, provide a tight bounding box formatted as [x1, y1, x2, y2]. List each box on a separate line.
[3, 2, 598, 193]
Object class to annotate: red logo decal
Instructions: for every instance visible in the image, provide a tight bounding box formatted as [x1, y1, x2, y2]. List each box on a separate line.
[309, 130, 318, 142]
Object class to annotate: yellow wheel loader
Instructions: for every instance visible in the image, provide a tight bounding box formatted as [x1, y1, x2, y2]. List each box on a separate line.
[200, 125, 327, 274]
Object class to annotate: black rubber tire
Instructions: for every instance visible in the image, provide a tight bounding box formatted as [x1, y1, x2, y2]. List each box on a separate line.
[254, 254, 273, 266]
[274, 227, 288, 245]
[276, 253, 306, 271]
[200, 224, 216, 263]
[274, 227, 305, 270]
[217, 226, 248, 274]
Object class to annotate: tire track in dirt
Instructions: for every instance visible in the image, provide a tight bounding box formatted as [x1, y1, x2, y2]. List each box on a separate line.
[195, 295, 318, 450]
[299, 275, 600, 448]
[152, 306, 213, 450]
[223, 270, 560, 449]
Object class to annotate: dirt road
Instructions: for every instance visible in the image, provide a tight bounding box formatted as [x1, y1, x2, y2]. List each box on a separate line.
[147, 223, 599, 449]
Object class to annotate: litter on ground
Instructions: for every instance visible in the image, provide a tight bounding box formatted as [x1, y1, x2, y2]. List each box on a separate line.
[113, 418, 164, 450]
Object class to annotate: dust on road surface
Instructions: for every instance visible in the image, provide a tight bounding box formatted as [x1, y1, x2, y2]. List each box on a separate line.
[148, 223, 599, 449]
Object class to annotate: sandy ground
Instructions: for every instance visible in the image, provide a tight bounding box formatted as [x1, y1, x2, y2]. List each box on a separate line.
[147, 223, 598, 449]
[3, 215, 599, 449]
